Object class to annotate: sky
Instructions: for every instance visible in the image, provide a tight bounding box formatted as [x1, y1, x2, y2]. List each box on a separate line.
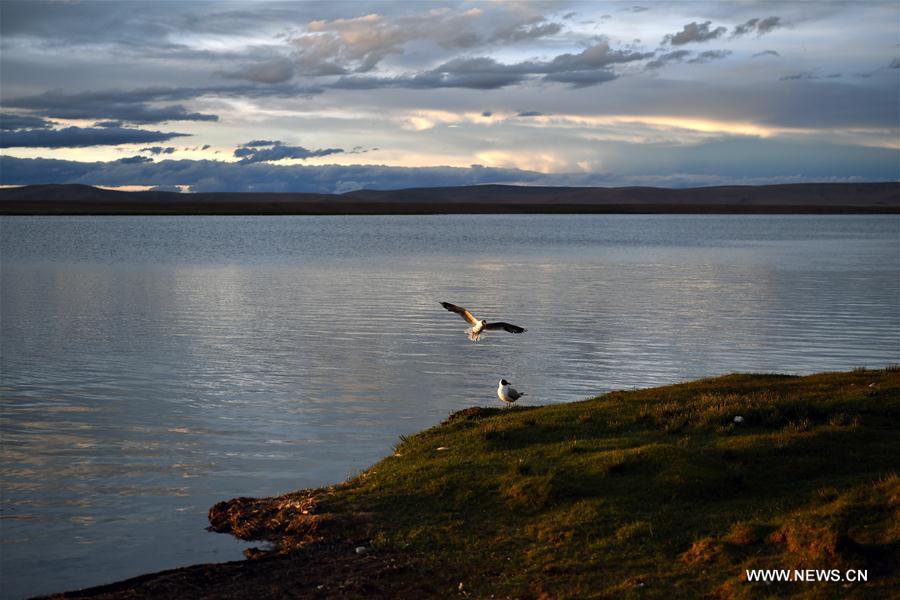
[1, 0, 898, 193]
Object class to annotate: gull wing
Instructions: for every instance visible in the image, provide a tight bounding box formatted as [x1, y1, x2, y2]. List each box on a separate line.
[484, 322, 527, 334]
[440, 301, 477, 326]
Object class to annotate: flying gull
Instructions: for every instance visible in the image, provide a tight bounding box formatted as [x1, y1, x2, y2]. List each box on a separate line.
[497, 379, 525, 408]
[439, 301, 527, 341]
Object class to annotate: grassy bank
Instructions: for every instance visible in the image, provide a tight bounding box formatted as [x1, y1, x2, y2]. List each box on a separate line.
[46, 369, 899, 599]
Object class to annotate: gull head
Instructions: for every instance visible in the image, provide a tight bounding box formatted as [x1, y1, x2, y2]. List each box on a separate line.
[500, 379, 509, 386]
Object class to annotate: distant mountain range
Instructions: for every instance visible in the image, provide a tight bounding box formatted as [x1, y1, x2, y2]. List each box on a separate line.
[1, 182, 898, 215]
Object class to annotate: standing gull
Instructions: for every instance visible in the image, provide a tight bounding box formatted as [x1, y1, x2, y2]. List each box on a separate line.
[439, 301, 527, 341]
[497, 379, 525, 408]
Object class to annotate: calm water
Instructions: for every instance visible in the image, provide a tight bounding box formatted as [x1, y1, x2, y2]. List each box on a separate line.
[1, 215, 898, 598]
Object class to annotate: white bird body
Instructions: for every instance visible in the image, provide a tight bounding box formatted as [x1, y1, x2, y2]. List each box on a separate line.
[469, 320, 486, 341]
[497, 379, 525, 407]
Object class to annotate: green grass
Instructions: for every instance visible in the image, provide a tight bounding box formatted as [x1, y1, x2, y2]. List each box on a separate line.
[218, 369, 900, 599]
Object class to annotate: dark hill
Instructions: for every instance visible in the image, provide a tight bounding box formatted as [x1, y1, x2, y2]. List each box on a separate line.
[1, 182, 898, 215]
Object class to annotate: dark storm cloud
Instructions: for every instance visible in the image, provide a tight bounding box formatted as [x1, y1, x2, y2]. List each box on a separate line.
[779, 72, 841, 81]
[516, 111, 544, 117]
[890, 57, 900, 69]
[543, 41, 653, 71]
[141, 146, 177, 155]
[688, 50, 732, 64]
[732, 17, 782, 38]
[0, 1, 308, 56]
[752, 50, 780, 58]
[481, 111, 493, 117]
[663, 21, 727, 46]
[218, 58, 296, 84]
[333, 41, 652, 90]
[240, 140, 281, 148]
[0, 113, 52, 130]
[233, 140, 344, 164]
[0, 126, 188, 148]
[542, 70, 617, 87]
[2, 84, 324, 128]
[780, 72, 814, 81]
[3, 89, 219, 124]
[645, 50, 692, 69]
[95, 120, 124, 128]
[117, 155, 154, 164]
[643, 48, 729, 70]
[1, 0, 177, 46]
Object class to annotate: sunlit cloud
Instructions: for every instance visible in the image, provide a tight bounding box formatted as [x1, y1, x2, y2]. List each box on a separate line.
[474, 150, 570, 173]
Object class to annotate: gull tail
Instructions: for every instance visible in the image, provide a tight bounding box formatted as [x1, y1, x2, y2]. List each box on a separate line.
[466, 328, 481, 342]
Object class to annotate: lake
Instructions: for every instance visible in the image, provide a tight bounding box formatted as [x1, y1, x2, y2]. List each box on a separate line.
[1, 214, 898, 598]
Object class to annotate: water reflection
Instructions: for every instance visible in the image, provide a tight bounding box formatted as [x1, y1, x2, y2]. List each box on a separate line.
[1, 215, 898, 598]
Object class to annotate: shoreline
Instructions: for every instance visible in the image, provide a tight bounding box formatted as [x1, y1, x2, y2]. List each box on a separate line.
[3, 182, 899, 215]
[38, 368, 900, 599]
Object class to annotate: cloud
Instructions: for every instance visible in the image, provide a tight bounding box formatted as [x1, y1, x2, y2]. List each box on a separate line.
[333, 41, 651, 90]
[240, 140, 281, 147]
[291, 9, 565, 75]
[890, 57, 900, 69]
[752, 50, 780, 58]
[645, 50, 692, 69]
[688, 50, 732, 64]
[621, 6, 649, 13]
[543, 41, 653, 71]
[0, 156, 551, 192]
[0, 113, 53, 130]
[732, 17, 782, 38]
[1, 1, 896, 189]
[300, 12, 475, 73]
[334, 56, 528, 90]
[492, 21, 563, 43]
[663, 21, 727, 46]
[141, 146, 177, 155]
[2, 84, 322, 126]
[645, 49, 730, 69]
[481, 111, 493, 117]
[3, 143, 895, 194]
[4, 89, 219, 124]
[0, 126, 189, 148]
[542, 70, 617, 87]
[516, 111, 544, 117]
[117, 155, 154, 164]
[218, 58, 295, 84]
[233, 140, 344, 164]
[779, 72, 841, 81]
